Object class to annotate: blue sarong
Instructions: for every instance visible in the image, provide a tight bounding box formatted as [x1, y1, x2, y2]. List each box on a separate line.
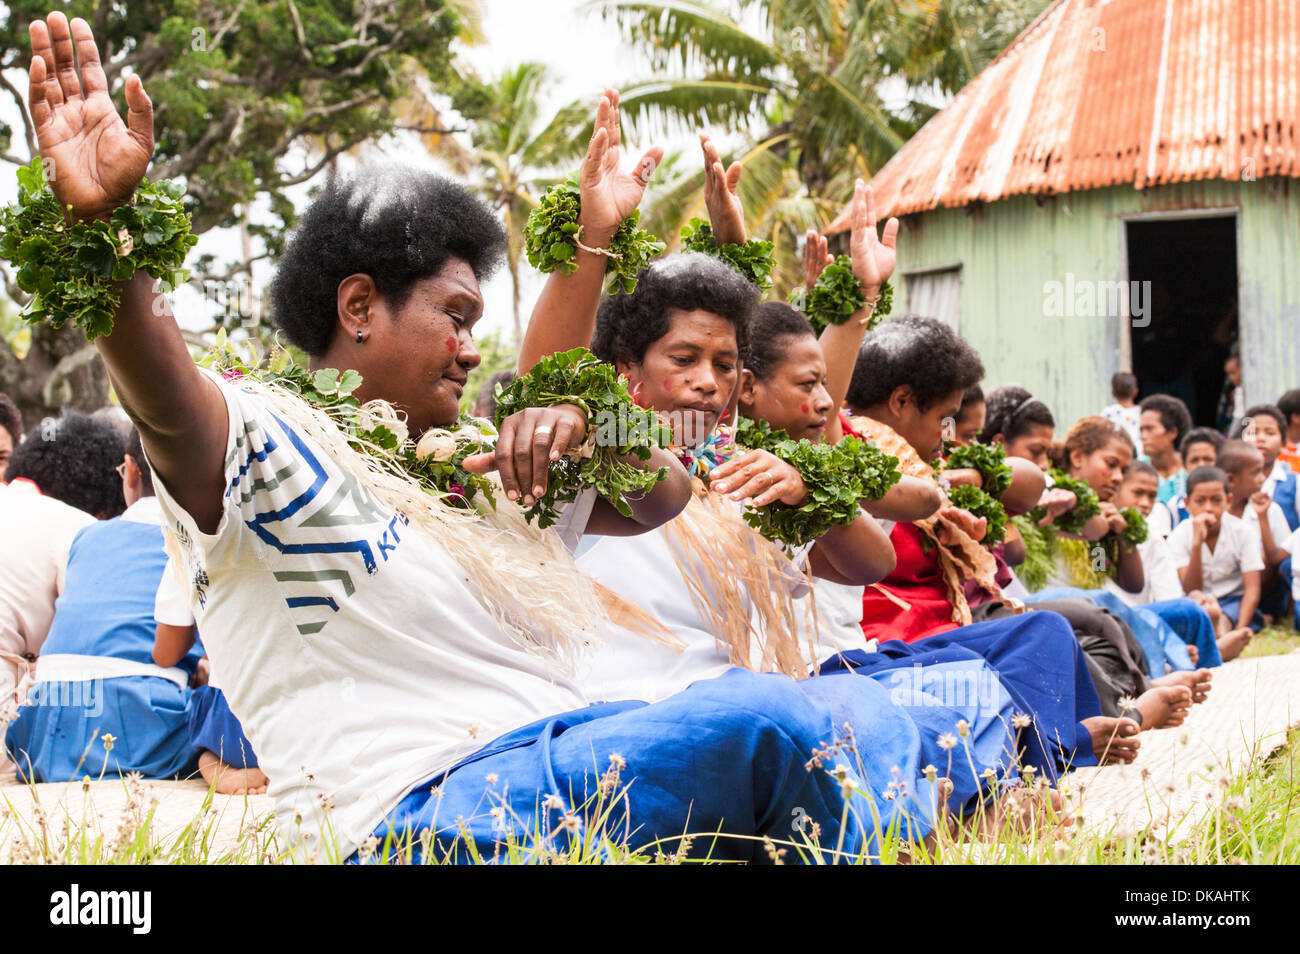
[188, 685, 259, 769]
[1028, 587, 1198, 677]
[818, 609, 1100, 778]
[366, 668, 947, 864]
[5, 677, 197, 782]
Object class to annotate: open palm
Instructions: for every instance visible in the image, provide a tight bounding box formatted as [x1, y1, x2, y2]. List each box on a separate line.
[577, 89, 663, 242]
[28, 13, 153, 220]
[848, 180, 899, 296]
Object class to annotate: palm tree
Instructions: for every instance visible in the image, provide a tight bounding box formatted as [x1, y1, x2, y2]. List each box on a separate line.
[592, 0, 1049, 275]
[458, 63, 590, 344]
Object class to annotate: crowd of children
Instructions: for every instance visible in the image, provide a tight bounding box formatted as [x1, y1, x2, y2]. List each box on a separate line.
[2, 14, 1298, 863]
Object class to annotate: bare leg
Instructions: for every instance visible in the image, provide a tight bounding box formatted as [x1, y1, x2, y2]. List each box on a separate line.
[199, 750, 268, 795]
[1082, 716, 1141, 764]
[1218, 627, 1252, 662]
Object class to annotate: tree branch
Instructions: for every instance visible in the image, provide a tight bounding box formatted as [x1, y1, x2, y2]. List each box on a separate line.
[41, 342, 101, 408]
[272, 131, 370, 188]
[0, 71, 36, 157]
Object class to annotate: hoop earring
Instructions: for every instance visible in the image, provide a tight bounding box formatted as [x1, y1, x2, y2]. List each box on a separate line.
[356, 330, 364, 343]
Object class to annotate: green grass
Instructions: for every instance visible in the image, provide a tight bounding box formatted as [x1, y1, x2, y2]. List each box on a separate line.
[5, 644, 1299, 865]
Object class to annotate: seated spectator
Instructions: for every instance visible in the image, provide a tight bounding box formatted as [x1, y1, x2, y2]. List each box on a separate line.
[4, 428, 204, 781]
[1278, 388, 1300, 474]
[0, 393, 21, 475]
[1219, 439, 1292, 625]
[0, 412, 121, 742]
[1167, 466, 1262, 657]
[1139, 394, 1192, 506]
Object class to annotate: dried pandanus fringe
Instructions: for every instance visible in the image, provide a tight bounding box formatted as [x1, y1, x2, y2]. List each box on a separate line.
[242, 375, 675, 671]
[663, 478, 822, 679]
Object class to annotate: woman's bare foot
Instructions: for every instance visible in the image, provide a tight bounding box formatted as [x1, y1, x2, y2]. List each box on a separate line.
[199, 750, 268, 795]
[1083, 716, 1141, 764]
[1153, 668, 1213, 704]
[1218, 627, 1253, 662]
[1132, 685, 1193, 729]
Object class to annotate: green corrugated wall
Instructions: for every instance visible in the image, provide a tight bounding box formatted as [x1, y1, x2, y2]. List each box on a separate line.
[894, 178, 1299, 426]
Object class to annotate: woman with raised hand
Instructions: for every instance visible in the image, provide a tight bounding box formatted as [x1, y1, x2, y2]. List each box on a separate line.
[18, 12, 897, 864]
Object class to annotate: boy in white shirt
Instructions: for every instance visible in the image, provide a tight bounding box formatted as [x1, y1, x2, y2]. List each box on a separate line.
[1219, 439, 1292, 624]
[1167, 466, 1263, 659]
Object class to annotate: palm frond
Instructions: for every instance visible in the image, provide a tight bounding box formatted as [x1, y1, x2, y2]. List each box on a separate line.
[586, 0, 781, 75]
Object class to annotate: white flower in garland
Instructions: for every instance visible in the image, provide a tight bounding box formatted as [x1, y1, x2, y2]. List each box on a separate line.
[415, 430, 459, 463]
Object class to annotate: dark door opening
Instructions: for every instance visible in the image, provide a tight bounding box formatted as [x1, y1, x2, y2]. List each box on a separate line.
[1127, 216, 1238, 427]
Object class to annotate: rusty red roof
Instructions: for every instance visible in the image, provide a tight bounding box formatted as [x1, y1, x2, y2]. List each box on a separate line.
[828, 0, 1300, 228]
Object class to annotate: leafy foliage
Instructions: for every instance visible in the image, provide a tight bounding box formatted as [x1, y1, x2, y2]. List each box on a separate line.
[1100, 507, 1149, 570]
[801, 254, 892, 334]
[678, 216, 774, 290]
[213, 348, 499, 511]
[731, 415, 900, 549]
[1027, 470, 1101, 535]
[495, 347, 672, 527]
[944, 441, 1013, 498]
[946, 483, 1008, 545]
[524, 175, 666, 293]
[1009, 514, 1055, 592]
[0, 160, 196, 340]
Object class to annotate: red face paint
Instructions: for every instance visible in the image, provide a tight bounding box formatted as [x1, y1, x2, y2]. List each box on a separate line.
[446, 336, 457, 353]
[662, 379, 672, 391]
[801, 404, 810, 414]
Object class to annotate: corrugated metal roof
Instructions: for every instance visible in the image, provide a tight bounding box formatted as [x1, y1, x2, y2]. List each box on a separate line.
[828, 0, 1300, 227]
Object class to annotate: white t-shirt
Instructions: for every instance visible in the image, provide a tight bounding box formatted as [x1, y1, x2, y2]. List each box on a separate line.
[154, 556, 195, 628]
[152, 377, 590, 859]
[0, 479, 96, 711]
[1281, 529, 1300, 603]
[1103, 534, 1184, 606]
[1147, 500, 1175, 539]
[1165, 511, 1264, 600]
[1239, 500, 1292, 559]
[575, 507, 811, 703]
[1101, 403, 1143, 451]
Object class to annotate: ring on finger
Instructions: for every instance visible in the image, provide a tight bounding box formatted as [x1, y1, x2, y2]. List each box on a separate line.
[533, 424, 554, 440]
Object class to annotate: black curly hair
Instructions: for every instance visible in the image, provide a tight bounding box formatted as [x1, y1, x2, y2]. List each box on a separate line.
[1277, 389, 1300, 427]
[743, 302, 815, 380]
[591, 252, 757, 367]
[0, 392, 21, 447]
[4, 411, 125, 518]
[1138, 394, 1193, 447]
[1180, 426, 1225, 458]
[270, 164, 507, 356]
[845, 315, 984, 413]
[980, 385, 1055, 444]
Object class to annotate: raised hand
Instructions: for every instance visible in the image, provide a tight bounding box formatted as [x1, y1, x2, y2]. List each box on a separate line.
[847, 179, 898, 298]
[28, 13, 153, 221]
[577, 89, 664, 246]
[803, 229, 833, 290]
[700, 134, 745, 246]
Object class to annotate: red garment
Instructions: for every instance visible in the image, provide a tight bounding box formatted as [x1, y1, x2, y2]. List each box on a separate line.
[861, 522, 960, 643]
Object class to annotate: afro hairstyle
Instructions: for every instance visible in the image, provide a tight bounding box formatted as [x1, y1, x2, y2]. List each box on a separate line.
[846, 314, 985, 414]
[5, 410, 126, 518]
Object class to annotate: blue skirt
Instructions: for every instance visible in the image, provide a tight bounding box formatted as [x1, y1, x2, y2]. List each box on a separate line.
[188, 685, 259, 769]
[1029, 587, 1202, 676]
[4, 677, 196, 782]
[365, 668, 946, 864]
[818, 609, 1102, 776]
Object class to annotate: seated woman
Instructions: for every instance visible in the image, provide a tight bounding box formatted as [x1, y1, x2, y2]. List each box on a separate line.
[23, 16, 890, 864]
[842, 322, 1193, 749]
[5, 429, 204, 781]
[1026, 418, 1216, 700]
[516, 130, 1053, 842]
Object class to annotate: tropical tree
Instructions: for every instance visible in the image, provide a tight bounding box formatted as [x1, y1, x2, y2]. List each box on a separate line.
[0, 0, 479, 428]
[453, 62, 590, 344]
[593, 0, 1049, 287]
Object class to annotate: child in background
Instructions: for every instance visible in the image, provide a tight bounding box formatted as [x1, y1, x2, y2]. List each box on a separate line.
[1242, 405, 1300, 533]
[153, 559, 267, 795]
[1217, 354, 1245, 436]
[1167, 466, 1262, 656]
[952, 385, 985, 446]
[1139, 394, 1193, 506]
[1218, 439, 1292, 625]
[1101, 372, 1143, 451]
[1169, 427, 1227, 526]
[1277, 389, 1300, 474]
